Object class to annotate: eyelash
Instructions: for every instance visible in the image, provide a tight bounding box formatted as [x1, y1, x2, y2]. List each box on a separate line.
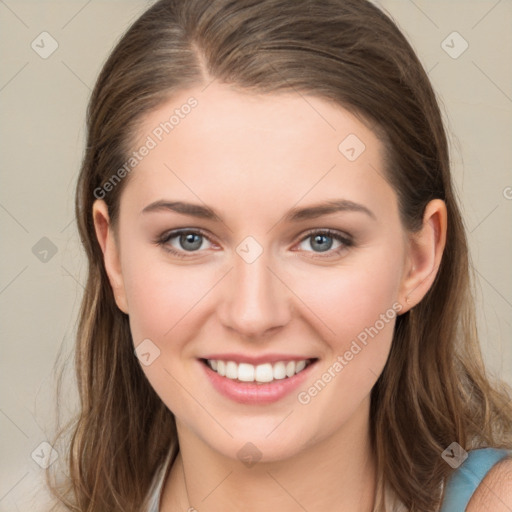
[155, 228, 354, 260]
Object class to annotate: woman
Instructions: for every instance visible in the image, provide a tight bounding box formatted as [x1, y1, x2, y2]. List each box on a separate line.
[46, 0, 512, 510]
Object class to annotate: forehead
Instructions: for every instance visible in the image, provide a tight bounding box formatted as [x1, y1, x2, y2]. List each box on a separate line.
[135, 82, 380, 161]
[122, 82, 397, 224]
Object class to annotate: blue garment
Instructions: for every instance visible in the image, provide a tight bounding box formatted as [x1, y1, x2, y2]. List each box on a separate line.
[440, 447, 511, 511]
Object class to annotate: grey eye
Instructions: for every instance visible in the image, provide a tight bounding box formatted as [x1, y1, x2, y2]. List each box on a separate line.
[298, 233, 342, 253]
[309, 233, 334, 252]
[170, 232, 210, 252]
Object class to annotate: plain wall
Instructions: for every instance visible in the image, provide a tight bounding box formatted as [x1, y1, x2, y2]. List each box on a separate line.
[0, 1, 511, 510]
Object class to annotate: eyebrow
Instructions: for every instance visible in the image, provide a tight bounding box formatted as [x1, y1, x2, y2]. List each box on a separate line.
[141, 199, 376, 222]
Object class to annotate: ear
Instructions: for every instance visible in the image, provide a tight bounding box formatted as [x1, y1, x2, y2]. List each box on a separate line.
[399, 199, 447, 313]
[92, 199, 129, 314]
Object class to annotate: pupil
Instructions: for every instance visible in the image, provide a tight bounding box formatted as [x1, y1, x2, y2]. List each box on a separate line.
[312, 234, 332, 252]
[181, 233, 202, 251]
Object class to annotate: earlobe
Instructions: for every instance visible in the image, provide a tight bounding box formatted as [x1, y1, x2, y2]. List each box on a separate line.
[400, 199, 447, 312]
[92, 199, 129, 314]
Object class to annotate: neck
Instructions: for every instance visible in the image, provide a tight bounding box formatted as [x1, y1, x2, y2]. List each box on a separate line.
[160, 397, 376, 512]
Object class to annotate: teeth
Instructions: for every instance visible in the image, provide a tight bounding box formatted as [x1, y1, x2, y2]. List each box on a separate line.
[273, 362, 286, 380]
[238, 363, 255, 382]
[295, 360, 306, 373]
[206, 359, 311, 383]
[255, 363, 273, 383]
[225, 361, 238, 379]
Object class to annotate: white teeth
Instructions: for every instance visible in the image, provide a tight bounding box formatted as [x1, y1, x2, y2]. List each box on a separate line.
[238, 363, 255, 382]
[225, 361, 238, 379]
[206, 358, 312, 383]
[285, 361, 295, 378]
[255, 363, 273, 383]
[273, 362, 287, 380]
[295, 360, 306, 373]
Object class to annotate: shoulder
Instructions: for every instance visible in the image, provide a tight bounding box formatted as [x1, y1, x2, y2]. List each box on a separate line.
[466, 456, 512, 512]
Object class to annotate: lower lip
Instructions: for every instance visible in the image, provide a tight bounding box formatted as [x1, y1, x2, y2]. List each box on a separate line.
[199, 359, 317, 405]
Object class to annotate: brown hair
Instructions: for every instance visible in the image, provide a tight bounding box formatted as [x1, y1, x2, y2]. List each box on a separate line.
[46, 0, 512, 510]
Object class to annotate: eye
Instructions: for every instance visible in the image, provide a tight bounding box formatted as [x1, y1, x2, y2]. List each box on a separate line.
[156, 229, 215, 258]
[296, 229, 353, 257]
[155, 228, 353, 259]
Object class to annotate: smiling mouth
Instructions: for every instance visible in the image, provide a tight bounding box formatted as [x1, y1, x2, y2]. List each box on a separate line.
[200, 358, 317, 384]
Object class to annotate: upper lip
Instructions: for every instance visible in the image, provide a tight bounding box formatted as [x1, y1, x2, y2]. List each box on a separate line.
[200, 354, 317, 365]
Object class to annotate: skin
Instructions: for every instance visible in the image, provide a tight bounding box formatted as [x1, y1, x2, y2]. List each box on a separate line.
[93, 82, 448, 511]
[467, 457, 512, 511]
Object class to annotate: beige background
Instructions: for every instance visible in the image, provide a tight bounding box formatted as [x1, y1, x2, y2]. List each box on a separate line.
[0, 1, 511, 510]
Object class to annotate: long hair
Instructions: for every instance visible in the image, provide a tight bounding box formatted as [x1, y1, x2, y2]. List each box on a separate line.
[46, 0, 512, 510]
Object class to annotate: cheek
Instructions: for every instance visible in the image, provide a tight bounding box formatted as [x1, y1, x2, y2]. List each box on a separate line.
[124, 260, 210, 346]
[291, 255, 402, 430]
[289, 253, 402, 348]
[122, 254, 215, 414]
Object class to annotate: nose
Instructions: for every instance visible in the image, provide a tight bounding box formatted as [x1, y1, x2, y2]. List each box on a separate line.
[217, 249, 291, 339]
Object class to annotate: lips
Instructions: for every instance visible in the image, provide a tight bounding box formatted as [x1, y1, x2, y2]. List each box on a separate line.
[198, 356, 318, 404]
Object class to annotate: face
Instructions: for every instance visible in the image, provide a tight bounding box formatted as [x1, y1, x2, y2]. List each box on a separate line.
[94, 82, 426, 464]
